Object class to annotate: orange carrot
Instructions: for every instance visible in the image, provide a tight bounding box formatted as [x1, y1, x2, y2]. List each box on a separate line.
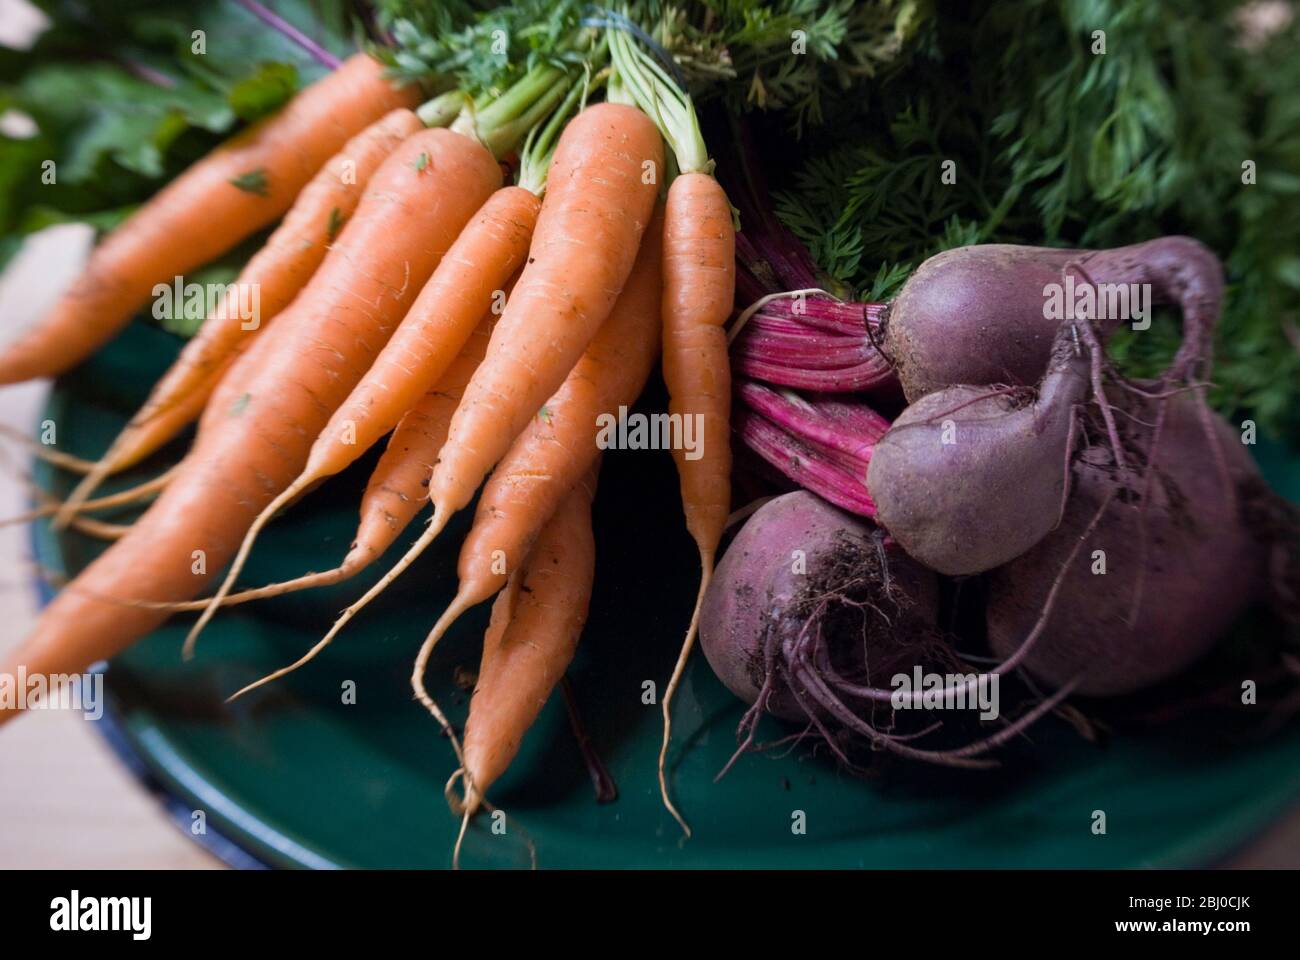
[428, 103, 661, 525]
[656, 172, 734, 835]
[609, 30, 737, 834]
[455, 464, 599, 820]
[454, 207, 662, 606]
[195, 311, 503, 698]
[292, 102, 662, 658]
[185, 183, 542, 646]
[185, 75, 590, 575]
[0, 54, 418, 384]
[301, 190, 663, 680]
[308, 187, 540, 470]
[0, 128, 501, 722]
[125, 308, 501, 623]
[347, 310, 502, 573]
[56, 107, 424, 524]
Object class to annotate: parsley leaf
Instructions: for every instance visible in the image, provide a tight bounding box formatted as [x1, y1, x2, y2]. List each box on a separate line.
[228, 168, 270, 196]
[326, 207, 344, 242]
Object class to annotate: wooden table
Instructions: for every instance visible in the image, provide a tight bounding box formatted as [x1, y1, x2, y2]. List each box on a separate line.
[0, 226, 221, 869]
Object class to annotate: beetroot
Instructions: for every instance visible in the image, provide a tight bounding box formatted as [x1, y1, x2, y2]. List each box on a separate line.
[883, 244, 1079, 402]
[731, 295, 894, 392]
[867, 233, 1228, 579]
[701, 490, 940, 722]
[883, 236, 1223, 403]
[700, 491, 1076, 769]
[866, 321, 1090, 576]
[986, 392, 1276, 696]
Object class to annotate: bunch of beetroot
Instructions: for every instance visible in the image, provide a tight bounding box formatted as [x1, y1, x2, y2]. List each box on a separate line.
[704, 179, 1299, 772]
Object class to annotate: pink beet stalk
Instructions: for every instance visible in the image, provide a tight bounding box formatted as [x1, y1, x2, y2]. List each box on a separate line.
[237, 0, 343, 69]
[725, 137, 898, 394]
[731, 291, 894, 393]
[734, 380, 889, 517]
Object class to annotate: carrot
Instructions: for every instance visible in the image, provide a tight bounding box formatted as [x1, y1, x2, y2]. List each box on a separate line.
[63, 308, 503, 625]
[346, 310, 503, 574]
[0, 127, 502, 721]
[656, 172, 733, 833]
[184, 80, 598, 645]
[311, 188, 540, 468]
[189, 68, 577, 440]
[300, 189, 663, 682]
[185, 183, 542, 646]
[453, 206, 662, 609]
[428, 103, 662, 524]
[1, 466, 176, 529]
[0, 54, 418, 385]
[55, 107, 425, 525]
[609, 31, 735, 835]
[163, 309, 501, 659]
[454, 463, 600, 822]
[292, 102, 662, 656]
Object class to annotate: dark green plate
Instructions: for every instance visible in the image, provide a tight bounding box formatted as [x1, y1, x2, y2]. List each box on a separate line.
[30, 320, 1300, 868]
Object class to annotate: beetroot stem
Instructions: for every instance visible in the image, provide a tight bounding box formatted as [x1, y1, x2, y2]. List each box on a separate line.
[730, 293, 894, 392]
[735, 407, 878, 517]
[237, 0, 343, 69]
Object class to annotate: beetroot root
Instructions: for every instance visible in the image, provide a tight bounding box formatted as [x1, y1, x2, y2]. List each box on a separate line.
[700, 491, 939, 723]
[987, 392, 1271, 696]
[883, 236, 1223, 403]
[700, 490, 1082, 769]
[866, 320, 1090, 576]
[885, 245, 1078, 402]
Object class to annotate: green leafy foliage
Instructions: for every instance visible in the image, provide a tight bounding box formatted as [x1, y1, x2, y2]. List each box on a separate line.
[15, 64, 232, 181]
[650, 0, 930, 134]
[0, 0, 353, 261]
[374, 1, 927, 133]
[772, 0, 1300, 435]
[376, 0, 590, 99]
[227, 61, 301, 121]
[772, 94, 991, 292]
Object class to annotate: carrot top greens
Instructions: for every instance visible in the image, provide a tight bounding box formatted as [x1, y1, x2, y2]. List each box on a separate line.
[0, 1, 910, 263]
[4, 0, 1296, 433]
[770, 1, 1300, 434]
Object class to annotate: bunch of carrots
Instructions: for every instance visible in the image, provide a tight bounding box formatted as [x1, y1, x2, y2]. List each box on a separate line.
[0, 24, 733, 843]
